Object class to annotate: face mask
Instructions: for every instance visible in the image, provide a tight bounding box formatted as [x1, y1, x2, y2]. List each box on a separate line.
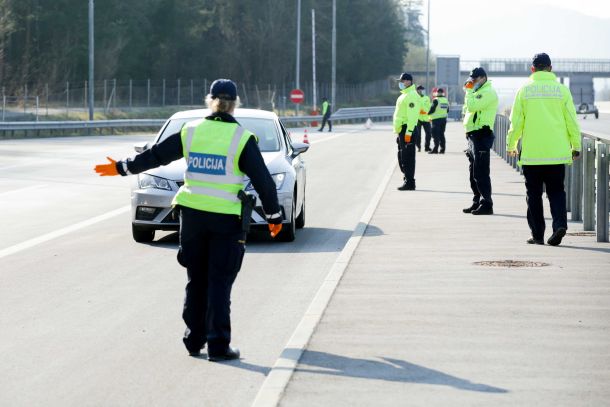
[473, 81, 484, 91]
[398, 82, 406, 90]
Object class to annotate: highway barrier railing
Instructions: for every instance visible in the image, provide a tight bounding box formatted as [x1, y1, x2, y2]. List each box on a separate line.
[494, 114, 610, 243]
[0, 104, 467, 138]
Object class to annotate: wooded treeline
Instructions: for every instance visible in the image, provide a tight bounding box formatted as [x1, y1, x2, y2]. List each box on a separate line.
[0, 0, 424, 93]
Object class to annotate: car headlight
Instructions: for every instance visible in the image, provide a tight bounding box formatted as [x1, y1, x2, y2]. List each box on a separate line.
[244, 173, 286, 191]
[138, 174, 172, 191]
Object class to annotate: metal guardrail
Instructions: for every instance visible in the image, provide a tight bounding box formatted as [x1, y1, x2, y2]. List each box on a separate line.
[0, 104, 467, 137]
[494, 114, 610, 242]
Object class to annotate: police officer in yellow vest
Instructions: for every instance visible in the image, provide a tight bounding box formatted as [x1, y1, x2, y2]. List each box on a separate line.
[507, 53, 581, 246]
[94, 79, 283, 360]
[428, 88, 449, 154]
[462, 67, 499, 215]
[416, 85, 432, 152]
[393, 72, 422, 190]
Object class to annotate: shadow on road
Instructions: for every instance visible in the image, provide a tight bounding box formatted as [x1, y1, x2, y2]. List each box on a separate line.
[292, 350, 508, 393]
[415, 189, 523, 198]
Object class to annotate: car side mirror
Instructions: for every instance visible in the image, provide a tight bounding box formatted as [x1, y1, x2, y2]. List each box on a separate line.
[291, 141, 309, 157]
[134, 142, 149, 153]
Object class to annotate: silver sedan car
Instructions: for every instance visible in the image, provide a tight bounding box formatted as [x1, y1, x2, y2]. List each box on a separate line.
[130, 108, 308, 242]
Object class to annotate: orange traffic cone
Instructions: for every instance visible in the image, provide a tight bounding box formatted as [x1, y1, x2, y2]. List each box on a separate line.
[303, 129, 310, 144]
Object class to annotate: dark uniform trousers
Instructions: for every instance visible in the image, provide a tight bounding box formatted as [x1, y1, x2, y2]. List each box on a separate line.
[431, 118, 447, 152]
[522, 164, 567, 240]
[319, 113, 332, 131]
[466, 127, 494, 208]
[397, 124, 417, 186]
[419, 120, 432, 150]
[178, 205, 246, 355]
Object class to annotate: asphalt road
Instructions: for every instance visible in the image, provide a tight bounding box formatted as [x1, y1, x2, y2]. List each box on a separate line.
[578, 112, 610, 140]
[0, 124, 395, 406]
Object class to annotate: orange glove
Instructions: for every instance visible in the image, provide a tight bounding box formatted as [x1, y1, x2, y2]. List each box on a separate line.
[404, 134, 412, 143]
[94, 157, 119, 176]
[464, 80, 474, 90]
[268, 223, 282, 238]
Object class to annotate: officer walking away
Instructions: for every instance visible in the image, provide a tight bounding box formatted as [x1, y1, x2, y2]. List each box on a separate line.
[427, 87, 449, 154]
[507, 53, 581, 246]
[393, 72, 422, 190]
[318, 96, 332, 132]
[94, 79, 283, 360]
[462, 67, 499, 215]
[416, 85, 432, 152]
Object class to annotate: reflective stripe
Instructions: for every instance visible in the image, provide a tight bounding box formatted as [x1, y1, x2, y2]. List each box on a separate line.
[185, 126, 196, 152]
[184, 185, 240, 203]
[184, 126, 245, 184]
[266, 212, 282, 220]
[520, 156, 571, 164]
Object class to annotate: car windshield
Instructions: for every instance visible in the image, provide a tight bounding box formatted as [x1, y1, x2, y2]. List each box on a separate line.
[157, 117, 281, 152]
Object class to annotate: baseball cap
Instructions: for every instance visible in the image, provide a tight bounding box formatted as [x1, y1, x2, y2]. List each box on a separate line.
[210, 79, 237, 100]
[469, 67, 487, 79]
[532, 53, 552, 68]
[397, 72, 413, 81]
[416, 85, 425, 91]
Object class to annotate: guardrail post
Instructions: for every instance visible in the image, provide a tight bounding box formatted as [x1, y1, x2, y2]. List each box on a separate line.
[2, 95, 5, 121]
[596, 143, 609, 242]
[66, 81, 70, 117]
[570, 155, 583, 221]
[147, 79, 151, 107]
[583, 138, 596, 231]
[129, 79, 133, 109]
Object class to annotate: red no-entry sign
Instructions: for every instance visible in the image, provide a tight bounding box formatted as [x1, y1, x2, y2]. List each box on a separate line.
[290, 89, 305, 104]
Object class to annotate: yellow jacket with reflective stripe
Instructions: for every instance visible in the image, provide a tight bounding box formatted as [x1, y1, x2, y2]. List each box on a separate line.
[463, 81, 499, 133]
[393, 85, 421, 134]
[430, 97, 449, 120]
[507, 71, 581, 166]
[173, 118, 252, 215]
[419, 95, 431, 122]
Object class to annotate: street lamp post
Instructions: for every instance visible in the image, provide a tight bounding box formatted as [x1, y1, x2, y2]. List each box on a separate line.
[88, 0, 94, 121]
[425, 0, 430, 91]
[331, 0, 336, 113]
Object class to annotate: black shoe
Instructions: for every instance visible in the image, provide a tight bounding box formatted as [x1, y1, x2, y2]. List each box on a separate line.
[397, 183, 415, 191]
[208, 347, 240, 362]
[317, 129, 323, 132]
[418, 148, 421, 152]
[187, 345, 205, 357]
[439, 150, 445, 154]
[428, 150, 438, 154]
[527, 237, 544, 245]
[547, 227, 567, 246]
[462, 203, 479, 213]
[471, 205, 493, 215]
[425, 148, 431, 152]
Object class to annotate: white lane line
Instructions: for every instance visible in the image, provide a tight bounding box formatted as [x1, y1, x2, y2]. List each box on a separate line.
[0, 205, 130, 260]
[0, 184, 46, 197]
[0, 159, 54, 171]
[251, 154, 397, 407]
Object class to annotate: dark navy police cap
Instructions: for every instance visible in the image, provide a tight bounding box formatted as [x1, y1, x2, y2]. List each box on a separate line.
[532, 53, 552, 68]
[469, 67, 487, 78]
[210, 79, 237, 100]
[416, 85, 425, 90]
[397, 72, 413, 81]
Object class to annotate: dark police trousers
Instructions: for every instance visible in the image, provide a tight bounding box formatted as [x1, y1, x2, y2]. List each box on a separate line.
[178, 205, 246, 355]
[319, 113, 332, 131]
[522, 164, 568, 240]
[466, 127, 494, 208]
[419, 120, 432, 150]
[397, 124, 417, 186]
[431, 118, 446, 152]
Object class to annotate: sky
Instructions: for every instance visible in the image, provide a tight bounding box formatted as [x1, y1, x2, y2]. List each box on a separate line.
[418, 0, 610, 103]
[422, 0, 610, 60]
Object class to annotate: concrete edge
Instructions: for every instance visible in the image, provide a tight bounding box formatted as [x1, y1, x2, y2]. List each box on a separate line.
[251, 155, 397, 407]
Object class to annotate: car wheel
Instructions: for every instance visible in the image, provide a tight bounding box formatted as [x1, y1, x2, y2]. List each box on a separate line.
[132, 224, 155, 243]
[296, 194, 305, 229]
[279, 197, 296, 242]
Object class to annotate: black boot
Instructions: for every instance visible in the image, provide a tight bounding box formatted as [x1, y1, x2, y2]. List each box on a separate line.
[471, 204, 494, 215]
[462, 203, 479, 213]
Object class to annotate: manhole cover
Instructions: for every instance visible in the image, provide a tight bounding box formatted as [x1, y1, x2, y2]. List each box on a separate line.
[566, 231, 596, 237]
[473, 260, 550, 268]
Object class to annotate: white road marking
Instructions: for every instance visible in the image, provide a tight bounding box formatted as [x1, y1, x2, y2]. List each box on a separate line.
[251, 154, 397, 407]
[0, 205, 130, 260]
[0, 184, 46, 197]
[0, 159, 54, 171]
